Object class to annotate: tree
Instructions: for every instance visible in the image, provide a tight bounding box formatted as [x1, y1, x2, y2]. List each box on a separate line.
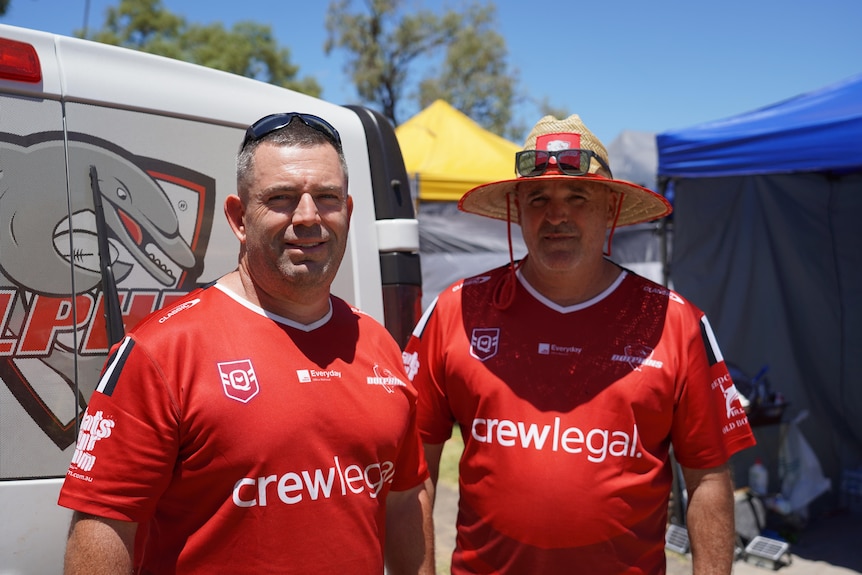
[535, 96, 570, 124]
[81, 0, 321, 96]
[0, 0, 9, 17]
[325, 0, 459, 126]
[416, 3, 522, 140]
[325, 0, 520, 137]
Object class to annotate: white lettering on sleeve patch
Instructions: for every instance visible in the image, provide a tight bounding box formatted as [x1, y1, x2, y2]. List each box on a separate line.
[711, 373, 750, 433]
[402, 351, 420, 381]
[69, 409, 116, 474]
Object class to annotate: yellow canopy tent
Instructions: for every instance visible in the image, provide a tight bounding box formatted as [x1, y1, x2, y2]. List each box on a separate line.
[395, 100, 520, 202]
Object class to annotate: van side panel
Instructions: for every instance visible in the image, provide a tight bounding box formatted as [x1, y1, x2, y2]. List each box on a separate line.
[0, 96, 73, 478]
[0, 40, 72, 571]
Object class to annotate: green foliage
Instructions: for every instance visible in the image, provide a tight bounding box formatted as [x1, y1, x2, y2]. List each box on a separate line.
[80, 0, 321, 96]
[0, 0, 9, 17]
[326, 0, 521, 138]
[535, 96, 570, 124]
[325, 0, 459, 125]
[417, 3, 523, 140]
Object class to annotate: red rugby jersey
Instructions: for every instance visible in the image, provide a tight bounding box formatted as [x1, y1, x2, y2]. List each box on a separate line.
[404, 265, 754, 574]
[60, 284, 427, 574]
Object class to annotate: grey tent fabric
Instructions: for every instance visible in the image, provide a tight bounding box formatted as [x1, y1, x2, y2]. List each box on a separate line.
[608, 130, 657, 189]
[671, 173, 862, 503]
[417, 202, 526, 310]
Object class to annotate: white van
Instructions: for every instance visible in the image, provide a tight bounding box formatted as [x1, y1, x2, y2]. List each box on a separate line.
[0, 24, 421, 572]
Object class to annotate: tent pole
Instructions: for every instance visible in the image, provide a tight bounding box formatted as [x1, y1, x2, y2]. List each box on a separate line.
[658, 177, 672, 288]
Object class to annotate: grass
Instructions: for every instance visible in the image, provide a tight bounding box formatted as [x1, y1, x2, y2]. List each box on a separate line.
[433, 425, 463, 574]
[437, 424, 464, 488]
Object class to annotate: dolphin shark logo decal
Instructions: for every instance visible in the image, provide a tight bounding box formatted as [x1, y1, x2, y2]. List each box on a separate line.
[2, 136, 199, 293]
[0, 131, 215, 450]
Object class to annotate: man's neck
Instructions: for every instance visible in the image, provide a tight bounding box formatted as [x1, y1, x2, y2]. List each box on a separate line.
[520, 257, 621, 307]
[218, 269, 332, 325]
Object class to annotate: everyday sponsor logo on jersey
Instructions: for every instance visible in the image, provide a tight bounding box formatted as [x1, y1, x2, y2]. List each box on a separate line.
[470, 416, 642, 463]
[611, 344, 663, 371]
[470, 327, 500, 361]
[712, 373, 749, 433]
[538, 342, 582, 356]
[296, 368, 342, 383]
[232, 455, 395, 508]
[69, 409, 116, 476]
[217, 359, 260, 403]
[366, 364, 406, 393]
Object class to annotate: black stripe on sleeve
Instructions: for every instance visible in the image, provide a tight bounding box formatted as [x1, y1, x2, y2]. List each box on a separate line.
[96, 337, 135, 397]
[700, 317, 719, 366]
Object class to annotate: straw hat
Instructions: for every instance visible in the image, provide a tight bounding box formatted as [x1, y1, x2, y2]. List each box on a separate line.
[458, 114, 672, 226]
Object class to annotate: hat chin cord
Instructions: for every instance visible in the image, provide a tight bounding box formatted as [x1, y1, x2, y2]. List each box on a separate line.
[604, 191, 624, 257]
[492, 193, 524, 311]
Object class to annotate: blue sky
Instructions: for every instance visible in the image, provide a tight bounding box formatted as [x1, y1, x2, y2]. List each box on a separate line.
[2, 0, 861, 144]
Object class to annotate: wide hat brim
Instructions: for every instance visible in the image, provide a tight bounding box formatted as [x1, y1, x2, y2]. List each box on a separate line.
[458, 173, 672, 227]
[458, 113, 672, 227]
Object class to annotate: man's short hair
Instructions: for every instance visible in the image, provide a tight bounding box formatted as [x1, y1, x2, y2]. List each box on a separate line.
[236, 119, 349, 199]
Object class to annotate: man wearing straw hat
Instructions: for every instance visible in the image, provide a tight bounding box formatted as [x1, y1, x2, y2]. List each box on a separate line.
[403, 114, 755, 574]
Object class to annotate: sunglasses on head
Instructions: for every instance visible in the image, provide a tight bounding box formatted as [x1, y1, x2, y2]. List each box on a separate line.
[515, 148, 613, 178]
[240, 112, 342, 152]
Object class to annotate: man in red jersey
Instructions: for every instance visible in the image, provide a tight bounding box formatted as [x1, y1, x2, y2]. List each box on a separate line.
[403, 114, 755, 574]
[60, 113, 434, 574]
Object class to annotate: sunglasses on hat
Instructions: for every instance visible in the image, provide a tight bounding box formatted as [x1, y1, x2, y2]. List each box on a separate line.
[515, 149, 613, 179]
[240, 112, 342, 152]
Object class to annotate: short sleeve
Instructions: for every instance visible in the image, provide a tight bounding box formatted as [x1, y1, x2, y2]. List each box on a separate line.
[58, 336, 180, 521]
[403, 297, 457, 445]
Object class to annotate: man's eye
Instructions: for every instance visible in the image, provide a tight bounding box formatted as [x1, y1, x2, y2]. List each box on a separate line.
[318, 193, 345, 205]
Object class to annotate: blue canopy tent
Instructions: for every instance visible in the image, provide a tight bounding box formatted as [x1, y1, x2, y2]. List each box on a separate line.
[656, 73, 862, 511]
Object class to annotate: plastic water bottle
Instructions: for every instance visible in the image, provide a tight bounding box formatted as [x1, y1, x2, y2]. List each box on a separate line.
[749, 457, 769, 496]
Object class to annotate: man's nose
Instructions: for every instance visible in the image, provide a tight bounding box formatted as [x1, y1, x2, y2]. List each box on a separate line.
[544, 197, 569, 225]
[292, 193, 321, 225]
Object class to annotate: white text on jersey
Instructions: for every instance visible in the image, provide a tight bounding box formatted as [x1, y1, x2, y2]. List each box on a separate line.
[471, 417, 643, 463]
[232, 456, 395, 507]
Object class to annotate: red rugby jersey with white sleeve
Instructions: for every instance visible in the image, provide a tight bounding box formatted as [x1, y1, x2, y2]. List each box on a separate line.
[59, 283, 428, 574]
[403, 265, 755, 574]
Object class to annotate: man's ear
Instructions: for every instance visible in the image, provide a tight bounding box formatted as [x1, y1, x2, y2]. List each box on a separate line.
[607, 190, 622, 224]
[224, 194, 246, 242]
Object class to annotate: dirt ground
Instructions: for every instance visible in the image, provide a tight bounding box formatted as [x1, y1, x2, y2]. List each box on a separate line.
[432, 482, 862, 575]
